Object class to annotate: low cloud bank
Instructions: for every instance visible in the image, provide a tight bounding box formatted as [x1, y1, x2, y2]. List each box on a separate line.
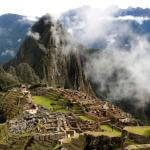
[60, 7, 150, 106]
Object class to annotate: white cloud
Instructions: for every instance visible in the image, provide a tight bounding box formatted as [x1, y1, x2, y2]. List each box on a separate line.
[17, 16, 38, 25]
[117, 16, 150, 24]
[0, 0, 150, 18]
[17, 38, 22, 43]
[27, 30, 40, 40]
[1, 50, 15, 57]
[85, 33, 150, 104]
[60, 5, 150, 106]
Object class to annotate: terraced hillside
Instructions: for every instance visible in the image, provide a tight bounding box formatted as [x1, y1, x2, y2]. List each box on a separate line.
[0, 86, 149, 149]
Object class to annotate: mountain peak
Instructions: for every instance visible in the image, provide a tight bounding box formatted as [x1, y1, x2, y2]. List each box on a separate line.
[5, 14, 92, 94]
[31, 14, 55, 35]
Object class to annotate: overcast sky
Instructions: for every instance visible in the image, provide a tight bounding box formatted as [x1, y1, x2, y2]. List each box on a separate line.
[0, 0, 150, 17]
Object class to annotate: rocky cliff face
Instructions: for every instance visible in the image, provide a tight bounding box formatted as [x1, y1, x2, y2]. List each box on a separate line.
[5, 14, 92, 93]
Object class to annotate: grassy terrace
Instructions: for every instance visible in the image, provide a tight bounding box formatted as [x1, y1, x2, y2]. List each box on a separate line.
[32, 95, 98, 123]
[86, 131, 121, 137]
[32, 96, 53, 109]
[85, 124, 122, 138]
[32, 96, 70, 113]
[99, 124, 121, 137]
[124, 126, 150, 137]
[79, 115, 96, 122]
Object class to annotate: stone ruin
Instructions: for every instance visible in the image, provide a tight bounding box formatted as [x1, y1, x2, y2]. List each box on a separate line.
[7, 104, 100, 142]
[0, 85, 147, 149]
[30, 86, 139, 133]
[53, 88, 137, 128]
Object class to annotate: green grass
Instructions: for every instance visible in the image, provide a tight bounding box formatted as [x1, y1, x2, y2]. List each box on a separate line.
[124, 126, 150, 137]
[32, 96, 82, 114]
[86, 124, 122, 138]
[100, 124, 115, 132]
[32, 95, 103, 123]
[32, 95, 100, 122]
[32, 96, 53, 109]
[79, 115, 95, 122]
[100, 124, 121, 137]
[32, 96, 69, 112]
[86, 131, 121, 137]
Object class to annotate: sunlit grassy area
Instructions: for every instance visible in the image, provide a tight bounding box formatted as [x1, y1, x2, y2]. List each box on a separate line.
[79, 115, 95, 122]
[86, 124, 122, 138]
[32, 96, 71, 112]
[32, 96, 53, 109]
[124, 126, 150, 137]
[86, 131, 121, 137]
[100, 124, 121, 137]
[32, 94, 101, 123]
[32, 95, 82, 114]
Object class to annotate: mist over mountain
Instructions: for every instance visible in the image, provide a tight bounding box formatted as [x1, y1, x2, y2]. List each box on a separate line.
[60, 6, 150, 122]
[60, 6, 150, 48]
[1, 7, 150, 120]
[1, 2, 150, 149]
[5, 14, 92, 94]
[0, 14, 34, 64]
[1, 7, 150, 64]
[1, 10, 150, 149]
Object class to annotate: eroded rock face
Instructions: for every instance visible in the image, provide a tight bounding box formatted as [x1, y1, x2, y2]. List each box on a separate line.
[5, 14, 92, 93]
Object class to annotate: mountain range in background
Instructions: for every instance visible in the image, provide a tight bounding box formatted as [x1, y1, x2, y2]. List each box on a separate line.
[0, 14, 35, 63]
[60, 6, 150, 49]
[1, 7, 150, 63]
